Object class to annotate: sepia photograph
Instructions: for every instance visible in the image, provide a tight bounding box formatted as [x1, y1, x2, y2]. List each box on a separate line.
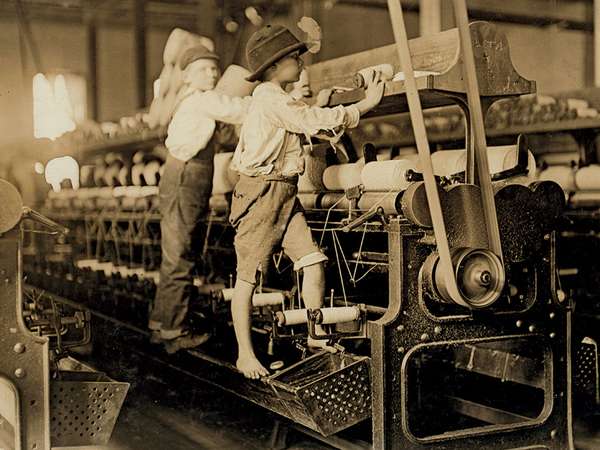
[0, 0, 599, 448]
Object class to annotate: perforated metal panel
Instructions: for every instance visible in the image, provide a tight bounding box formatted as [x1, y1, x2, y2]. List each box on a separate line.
[298, 360, 371, 433]
[574, 337, 599, 405]
[268, 352, 371, 436]
[50, 371, 129, 447]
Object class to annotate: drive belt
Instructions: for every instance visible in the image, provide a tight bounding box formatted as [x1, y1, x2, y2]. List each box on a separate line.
[386, 0, 504, 307]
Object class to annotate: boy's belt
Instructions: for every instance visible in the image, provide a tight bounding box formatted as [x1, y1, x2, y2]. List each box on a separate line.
[239, 173, 299, 185]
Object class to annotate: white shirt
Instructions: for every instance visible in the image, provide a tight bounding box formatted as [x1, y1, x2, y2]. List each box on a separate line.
[165, 88, 251, 162]
[232, 82, 360, 177]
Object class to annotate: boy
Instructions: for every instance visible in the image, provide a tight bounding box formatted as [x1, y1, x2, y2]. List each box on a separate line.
[149, 45, 251, 354]
[230, 25, 385, 378]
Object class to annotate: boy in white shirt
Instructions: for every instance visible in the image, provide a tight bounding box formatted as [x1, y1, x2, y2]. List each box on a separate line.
[149, 45, 251, 354]
[230, 25, 384, 378]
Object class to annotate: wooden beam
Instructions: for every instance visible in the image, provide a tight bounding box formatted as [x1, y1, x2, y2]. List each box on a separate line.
[595, 0, 600, 86]
[133, 0, 147, 109]
[419, 0, 441, 36]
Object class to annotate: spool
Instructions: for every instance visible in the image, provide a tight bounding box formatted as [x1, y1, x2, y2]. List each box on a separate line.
[215, 65, 258, 98]
[353, 64, 395, 88]
[360, 160, 416, 192]
[322, 162, 363, 191]
[575, 165, 600, 190]
[320, 193, 351, 210]
[298, 193, 322, 209]
[276, 309, 308, 326]
[357, 192, 403, 215]
[252, 292, 285, 307]
[538, 166, 576, 193]
[316, 306, 360, 324]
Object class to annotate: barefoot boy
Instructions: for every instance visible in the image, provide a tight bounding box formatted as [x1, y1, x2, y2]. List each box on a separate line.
[230, 25, 384, 378]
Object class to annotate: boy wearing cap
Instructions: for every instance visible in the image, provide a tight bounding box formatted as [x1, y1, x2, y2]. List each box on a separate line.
[230, 25, 384, 378]
[149, 45, 251, 354]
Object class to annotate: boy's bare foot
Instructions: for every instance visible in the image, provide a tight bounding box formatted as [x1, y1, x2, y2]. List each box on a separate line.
[307, 337, 337, 353]
[237, 355, 269, 379]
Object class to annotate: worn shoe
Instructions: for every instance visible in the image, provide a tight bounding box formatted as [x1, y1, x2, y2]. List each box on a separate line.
[163, 332, 211, 354]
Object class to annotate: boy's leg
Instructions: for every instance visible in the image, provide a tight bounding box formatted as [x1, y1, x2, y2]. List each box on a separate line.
[232, 278, 269, 379]
[301, 263, 336, 351]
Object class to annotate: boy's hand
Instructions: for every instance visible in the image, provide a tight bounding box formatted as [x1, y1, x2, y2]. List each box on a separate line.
[364, 70, 385, 108]
[355, 70, 385, 115]
[290, 84, 312, 100]
[315, 88, 333, 107]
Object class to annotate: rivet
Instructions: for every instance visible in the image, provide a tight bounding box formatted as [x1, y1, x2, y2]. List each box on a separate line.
[557, 290, 566, 303]
[550, 429, 557, 439]
[549, 312, 555, 319]
[13, 343, 25, 354]
[549, 332, 556, 339]
[9, 328, 17, 334]
[397, 325, 404, 331]
[528, 325, 536, 332]
[516, 320, 523, 328]
[544, 234, 550, 241]
[397, 347, 405, 354]
[14, 368, 26, 378]
[420, 333, 429, 341]
[4, 278, 9, 284]
[434, 326, 442, 334]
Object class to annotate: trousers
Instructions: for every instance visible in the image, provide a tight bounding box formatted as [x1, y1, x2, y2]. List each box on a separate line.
[149, 154, 213, 339]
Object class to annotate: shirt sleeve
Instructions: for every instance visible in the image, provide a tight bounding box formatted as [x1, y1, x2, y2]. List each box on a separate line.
[267, 95, 361, 136]
[194, 91, 251, 125]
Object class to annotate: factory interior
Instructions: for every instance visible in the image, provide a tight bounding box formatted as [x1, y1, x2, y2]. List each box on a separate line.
[6, 0, 600, 449]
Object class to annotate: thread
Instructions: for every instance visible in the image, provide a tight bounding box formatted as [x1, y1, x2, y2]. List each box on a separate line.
[318, 306, 361, 324]
[322, 162, 363, 191]
[277, 309, 309, 326]
[360, 160, 416, 192]
[252, 292, 285, 307]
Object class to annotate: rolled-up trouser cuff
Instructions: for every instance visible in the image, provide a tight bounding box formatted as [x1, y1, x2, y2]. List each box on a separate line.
[160, 328, 185, 340]
[148, 320, 162, 331]
[293, 251, 328, 271]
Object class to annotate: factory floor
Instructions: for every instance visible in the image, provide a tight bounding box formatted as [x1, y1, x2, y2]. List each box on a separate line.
[54, 371, 600, 450]
[57, 373, 330, 450]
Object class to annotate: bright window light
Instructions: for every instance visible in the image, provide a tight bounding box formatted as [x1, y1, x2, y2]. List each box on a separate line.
[33, 72, 86, 140]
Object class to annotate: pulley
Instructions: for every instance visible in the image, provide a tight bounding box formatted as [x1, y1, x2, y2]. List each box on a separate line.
[423, 247, 505, 309]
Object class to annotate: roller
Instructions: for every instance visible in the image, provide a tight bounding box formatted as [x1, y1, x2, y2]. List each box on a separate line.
[143, 160, 162, 186]
[298, 193, 322, 209]
[360, 159, 416, 192]
[319, 192, 350, 210]
[575, 165, 600, 190]
[426, 146, 536, 178]
[214, 65, 258, 98]
[275, 309, 308, 326]
[357, 192, 403, 214]
[220, 289, 285, 307]
[538, 165, 576, 192]
[322, 162, 363, 191]
[316, 306, 361, 324]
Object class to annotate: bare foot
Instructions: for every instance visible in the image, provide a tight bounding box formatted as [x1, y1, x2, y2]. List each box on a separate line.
[307, 337, 337, 353]
[236, 355, 269, 379]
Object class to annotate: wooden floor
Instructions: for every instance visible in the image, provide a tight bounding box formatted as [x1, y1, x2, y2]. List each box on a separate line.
[56, 372, 330, 450]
